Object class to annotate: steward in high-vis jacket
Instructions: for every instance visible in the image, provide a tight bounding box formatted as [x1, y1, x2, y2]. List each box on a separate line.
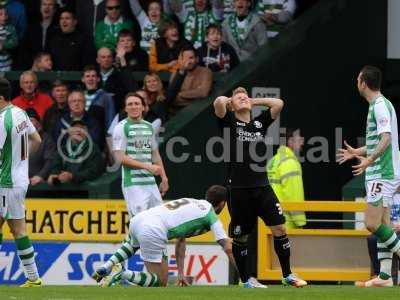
[267, 130, 306, 228]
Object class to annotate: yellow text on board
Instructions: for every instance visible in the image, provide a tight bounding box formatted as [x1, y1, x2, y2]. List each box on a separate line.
[2, 199, 230, 243]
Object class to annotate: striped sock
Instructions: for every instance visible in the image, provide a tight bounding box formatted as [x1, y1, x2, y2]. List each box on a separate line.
[121, 270, 160, 287]
[377, 241, 392, 280]
[374, 224, 400, 254]
[15, 236, 39, 281]
[104, 240, 138, 271]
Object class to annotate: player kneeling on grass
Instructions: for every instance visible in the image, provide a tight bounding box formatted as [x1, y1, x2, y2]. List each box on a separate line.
[92, 185, 237, 287]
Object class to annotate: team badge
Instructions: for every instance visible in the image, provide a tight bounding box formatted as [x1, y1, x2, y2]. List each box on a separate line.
[254, 121, 262, 128]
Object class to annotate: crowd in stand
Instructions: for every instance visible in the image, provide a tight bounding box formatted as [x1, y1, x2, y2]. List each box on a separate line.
[1, 0, 303, 185]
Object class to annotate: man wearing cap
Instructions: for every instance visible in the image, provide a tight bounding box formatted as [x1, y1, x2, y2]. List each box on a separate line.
[26, 108, 56, 186]
[48, 119, 104, 185]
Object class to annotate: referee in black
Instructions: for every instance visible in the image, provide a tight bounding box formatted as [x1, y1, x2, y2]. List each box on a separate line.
[213, 87, 307, 288]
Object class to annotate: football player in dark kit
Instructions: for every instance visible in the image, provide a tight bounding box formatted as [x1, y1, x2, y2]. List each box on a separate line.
[213, 87, 307, 288]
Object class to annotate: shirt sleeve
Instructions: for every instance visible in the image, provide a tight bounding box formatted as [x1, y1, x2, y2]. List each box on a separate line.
[0, 116, 5, 150]
[217, 111, 232, 130]
[26, 117, 36, 135]
[112, 123, 127, 151]
[374, 101, 392, 135]
[210, 219, 228, 241]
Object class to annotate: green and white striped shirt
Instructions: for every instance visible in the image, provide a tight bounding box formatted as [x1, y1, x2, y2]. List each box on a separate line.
[0, 105, 36, 188]
[365, 95, 400, 181]
[112, 118, 157, 187]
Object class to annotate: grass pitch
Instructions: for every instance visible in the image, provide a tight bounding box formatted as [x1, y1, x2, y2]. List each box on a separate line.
[0, 285, 399, 300]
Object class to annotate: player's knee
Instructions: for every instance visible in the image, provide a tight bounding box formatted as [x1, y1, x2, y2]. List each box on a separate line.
[270, 224, 286, 237]
[365, 222, 380, 233]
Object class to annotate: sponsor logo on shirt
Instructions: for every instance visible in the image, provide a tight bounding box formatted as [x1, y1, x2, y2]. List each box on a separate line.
[236, 122, 246, 126]
[254, 121, 262, 129]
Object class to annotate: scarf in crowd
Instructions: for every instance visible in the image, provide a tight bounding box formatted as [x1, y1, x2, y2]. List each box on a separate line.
[228, 13, 253, 47]
[184, 10, 218, 48]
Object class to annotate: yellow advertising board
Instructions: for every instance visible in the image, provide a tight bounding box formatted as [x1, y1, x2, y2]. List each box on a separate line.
[2, 199, 230, 243]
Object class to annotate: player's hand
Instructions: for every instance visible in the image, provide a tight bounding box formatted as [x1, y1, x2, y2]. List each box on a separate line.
[147, 164, 162, 176]
[352, 155, 373, 176]
[30, 176, 44, 186]
[175, 274, 190, 287]
[336, 141, 357, 164]
[159, 177, 169, 196]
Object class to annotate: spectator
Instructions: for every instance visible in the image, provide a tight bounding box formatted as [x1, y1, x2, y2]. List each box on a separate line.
[97, 47, 138, 112]
[19, 0, 59, 69]
[170, 0, 222, 49]
[82, 65, 116, 134]
[197, 24, 239, 72]
[12, 71, 53, 119]
[48, 119, 105, 185]
[26, 108, 57, 186]
[31, 52, 53, 72]
[42, 79, 69, 133]
[95, 0, 133, 50]
[143, 73, 167, 123]
[257, 0, 296, 38]
[0, 5, 17, 71]
[115, 28, 149, 71]
[149, 20, 190, 73]
[166, 45, 212, 115]
[31, 52, 54, 93]
[222, 0, 267, 61]
[3, 0, 27, 40]
[76, 0, 132, 42]
[52, 90, 103, 148]
[48, 9, 96, 70]
[128, 0, 164, 53]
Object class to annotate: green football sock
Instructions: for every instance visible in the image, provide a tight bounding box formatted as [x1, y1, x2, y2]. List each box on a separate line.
[377, 241, 392, 280]
[104, 240, 138, 271]
[375, 224, 400, 254]
[122, 270, 160, 287]
[15, 236, 39, 281]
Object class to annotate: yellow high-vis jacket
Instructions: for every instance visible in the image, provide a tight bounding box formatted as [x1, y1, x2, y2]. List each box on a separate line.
[267, 146, 306, 228]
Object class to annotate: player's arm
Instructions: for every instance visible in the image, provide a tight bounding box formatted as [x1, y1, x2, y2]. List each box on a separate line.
[152, 148, 169, 196]
[251, 98, 284, 120]
[210, 219, 239, 273]
[213, 96, 231, 118]
[352, 102, 392, 175]
[28, 131, 42, 155]
[175, 237, 189, 286]
[216, 238, 239, 274]
[27, 117, 41, 154]
[114, 150, 162, 175]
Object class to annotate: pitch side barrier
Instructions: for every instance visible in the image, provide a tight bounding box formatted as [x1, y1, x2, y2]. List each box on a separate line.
[0, 199, 372, 284]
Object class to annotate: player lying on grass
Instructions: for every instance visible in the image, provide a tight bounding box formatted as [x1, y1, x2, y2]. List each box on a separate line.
[92, 185, 238, 287]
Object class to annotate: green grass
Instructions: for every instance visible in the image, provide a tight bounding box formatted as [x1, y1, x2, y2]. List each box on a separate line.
[0, 285, 399, 300]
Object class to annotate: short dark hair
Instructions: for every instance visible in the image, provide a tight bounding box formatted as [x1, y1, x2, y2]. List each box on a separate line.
[180, 44, 196, 56]
[206, 24, 222, 35]
[284, 128, 300, 142]
[360, 65, 382, 91]
[60, 8, 76, 19]
[206, 185, 227, 207]
[117, 29, 135, 42]
[0, 77, 11, 101]
[125, 92, 146, 107]
[52, 79, 69, 89]
[82, 65, 99, 76]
